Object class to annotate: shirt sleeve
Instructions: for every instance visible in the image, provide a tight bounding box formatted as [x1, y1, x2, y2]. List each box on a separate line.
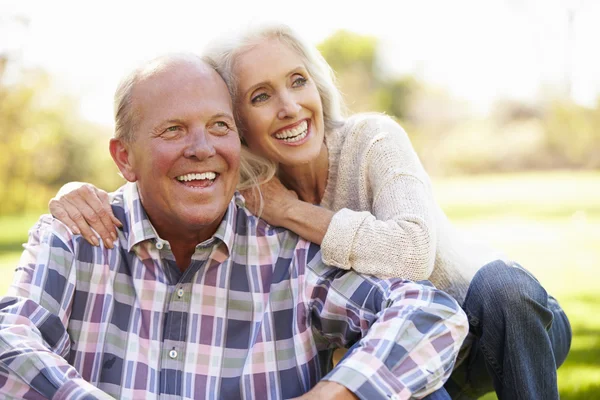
[321, 116, 437, 281]
[0, 215, 115, 400]
[304, 243, 468, 399]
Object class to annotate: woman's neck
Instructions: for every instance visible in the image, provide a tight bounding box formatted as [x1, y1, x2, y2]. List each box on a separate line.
[278, 143, 329, 205]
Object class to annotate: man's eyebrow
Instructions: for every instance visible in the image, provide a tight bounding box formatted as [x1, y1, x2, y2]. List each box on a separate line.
[152, 119, 185, 131]
[211, 112, 235, 120]
[163, 119, 185, 125]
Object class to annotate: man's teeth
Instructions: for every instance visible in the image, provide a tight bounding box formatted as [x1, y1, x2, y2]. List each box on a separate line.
[176, 172, 217, 182]
[274, 120, 308, 142]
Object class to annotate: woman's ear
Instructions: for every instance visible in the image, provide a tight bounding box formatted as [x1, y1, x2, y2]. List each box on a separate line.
[109, 138, 137, 182]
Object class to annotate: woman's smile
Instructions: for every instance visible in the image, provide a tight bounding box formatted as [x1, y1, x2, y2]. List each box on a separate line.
[272, 119, 310, 145]
[234, 38, 325, 166]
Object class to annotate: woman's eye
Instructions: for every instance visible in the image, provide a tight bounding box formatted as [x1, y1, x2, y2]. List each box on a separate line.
[215, 121, 229, 129]
[166, 126, 180, 132]
[292, 76, 307, 87]
[251, 93, 270, 104]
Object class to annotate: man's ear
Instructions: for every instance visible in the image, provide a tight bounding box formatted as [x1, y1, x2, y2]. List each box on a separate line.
[110, 138, 137, 182]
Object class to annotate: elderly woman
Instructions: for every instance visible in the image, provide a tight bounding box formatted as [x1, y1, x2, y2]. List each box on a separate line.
[50, 24, 570, 399]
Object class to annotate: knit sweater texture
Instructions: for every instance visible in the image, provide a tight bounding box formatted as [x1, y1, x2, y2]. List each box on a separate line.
[320, 113, 506, 304]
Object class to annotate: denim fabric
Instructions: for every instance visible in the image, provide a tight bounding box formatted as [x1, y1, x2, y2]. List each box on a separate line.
[422, 387, 452, 399]
[447, 260, 572, 400]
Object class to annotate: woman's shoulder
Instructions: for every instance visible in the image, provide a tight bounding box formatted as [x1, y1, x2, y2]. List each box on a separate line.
[343, 112, 406, 137]
[336, 112, 411, 149]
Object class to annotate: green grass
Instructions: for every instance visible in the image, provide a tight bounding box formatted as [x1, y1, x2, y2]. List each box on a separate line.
[0, 213, 41, 254]
[435, 171, 600, 400]
[0, 171, 599, 399]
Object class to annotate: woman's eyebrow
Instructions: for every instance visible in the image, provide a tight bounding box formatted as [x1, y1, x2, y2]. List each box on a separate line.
[242, 65, 306, 97]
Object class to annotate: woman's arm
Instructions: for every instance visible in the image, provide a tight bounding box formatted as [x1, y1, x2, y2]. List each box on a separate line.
[243, 117, 437, 281]
[49, 182, 121, 248]
[240, 177, 333, 246]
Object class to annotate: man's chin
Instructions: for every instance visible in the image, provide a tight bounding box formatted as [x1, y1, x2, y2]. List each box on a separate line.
[176, 206, 227, 231]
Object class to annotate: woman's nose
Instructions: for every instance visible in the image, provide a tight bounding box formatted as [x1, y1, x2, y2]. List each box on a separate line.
[277, 92, 301, 119]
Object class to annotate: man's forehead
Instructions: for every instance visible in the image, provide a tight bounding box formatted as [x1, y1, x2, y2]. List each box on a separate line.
[139, 55, 220, 86]
[131, 55, 233, 117]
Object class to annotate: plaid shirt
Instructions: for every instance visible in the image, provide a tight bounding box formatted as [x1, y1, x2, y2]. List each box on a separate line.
[0, 182, 467, 400]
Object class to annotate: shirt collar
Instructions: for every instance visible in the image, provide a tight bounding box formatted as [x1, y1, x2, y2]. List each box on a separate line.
[120, 182, 242, 254]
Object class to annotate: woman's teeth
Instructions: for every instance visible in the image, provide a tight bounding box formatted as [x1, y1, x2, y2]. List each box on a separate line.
[176, 172, 217, 182]
[274, 120, 308, 142]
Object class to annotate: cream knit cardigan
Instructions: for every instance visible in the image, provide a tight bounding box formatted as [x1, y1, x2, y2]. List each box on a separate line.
[320, 113, 506, 304]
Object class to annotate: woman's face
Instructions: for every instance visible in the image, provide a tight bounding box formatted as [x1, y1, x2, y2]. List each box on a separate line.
[233, 38, 325, 167]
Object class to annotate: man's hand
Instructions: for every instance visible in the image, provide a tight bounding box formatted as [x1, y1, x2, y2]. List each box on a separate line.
[289, 381, 358, 400]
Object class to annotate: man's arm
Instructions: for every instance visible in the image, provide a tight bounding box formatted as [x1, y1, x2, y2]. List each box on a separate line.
[0, 215, 114, 399]
[303, 243, 469, 400]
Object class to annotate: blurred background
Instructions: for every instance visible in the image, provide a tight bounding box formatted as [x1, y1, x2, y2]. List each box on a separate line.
[1, 0, 599, 398]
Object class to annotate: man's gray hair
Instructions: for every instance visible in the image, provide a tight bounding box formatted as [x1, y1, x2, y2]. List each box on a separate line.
[113, 53, 209, 143]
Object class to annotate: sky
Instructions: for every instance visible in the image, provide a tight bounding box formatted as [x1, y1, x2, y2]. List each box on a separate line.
[2, 0, 599, 126]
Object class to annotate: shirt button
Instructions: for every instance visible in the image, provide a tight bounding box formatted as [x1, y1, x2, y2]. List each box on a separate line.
[169, 349, 178, 359]
[156, 241, 164, 250]
[177, 288, 184, 298]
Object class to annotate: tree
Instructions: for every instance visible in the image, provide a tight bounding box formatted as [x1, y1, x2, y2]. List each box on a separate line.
[318, 30, 417, 118]
[0, 64, 121, 216]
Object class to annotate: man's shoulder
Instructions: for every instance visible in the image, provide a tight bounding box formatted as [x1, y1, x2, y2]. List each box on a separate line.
[25, 214, 78, 255]
[233, 200, 322, 257]
[108, 185, 129, 229]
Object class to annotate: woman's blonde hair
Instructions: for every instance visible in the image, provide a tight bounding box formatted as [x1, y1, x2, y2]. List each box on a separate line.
[202, 23, 346, 190]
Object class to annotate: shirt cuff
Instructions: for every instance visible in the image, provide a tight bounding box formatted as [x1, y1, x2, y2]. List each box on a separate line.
[324, 363, 411, 400]
[53, 378, 115, 400]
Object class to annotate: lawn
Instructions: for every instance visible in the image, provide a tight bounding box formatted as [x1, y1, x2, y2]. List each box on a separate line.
[0, 171, 599, 399]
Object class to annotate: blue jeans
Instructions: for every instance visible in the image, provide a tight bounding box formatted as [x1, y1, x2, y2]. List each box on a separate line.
[445, 260, 572, 400]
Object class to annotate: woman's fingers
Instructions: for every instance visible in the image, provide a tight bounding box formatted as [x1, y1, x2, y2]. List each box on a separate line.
[64, 189, 115, 248]
[48, 198, 82, 236]
[52, 198, 101, 247]
[97, 188, 123, 229]
[87, 187, 120, 241]
[239, 188, 259, 214]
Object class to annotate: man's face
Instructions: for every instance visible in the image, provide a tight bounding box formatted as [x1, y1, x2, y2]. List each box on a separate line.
[113, 59, 241, 241]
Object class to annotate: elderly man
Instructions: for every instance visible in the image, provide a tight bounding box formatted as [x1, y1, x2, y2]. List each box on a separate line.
[0, 54, 467, 400]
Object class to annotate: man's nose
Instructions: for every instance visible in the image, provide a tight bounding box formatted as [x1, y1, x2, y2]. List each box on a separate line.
[277, 91, 301, 120]
[183, 128, 216, 160]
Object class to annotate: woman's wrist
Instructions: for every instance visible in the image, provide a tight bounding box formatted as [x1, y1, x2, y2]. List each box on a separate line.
[277, 199, 332, 246]
[276, 197, 304, 228]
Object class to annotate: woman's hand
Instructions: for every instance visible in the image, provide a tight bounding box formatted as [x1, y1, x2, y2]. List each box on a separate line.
[241, 176, 333, 246]
[240, 177, 299, 226]
[49, 182, 121, 248]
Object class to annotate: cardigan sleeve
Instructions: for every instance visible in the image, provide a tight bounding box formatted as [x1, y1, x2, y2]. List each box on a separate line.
[320, 116, 437, 280]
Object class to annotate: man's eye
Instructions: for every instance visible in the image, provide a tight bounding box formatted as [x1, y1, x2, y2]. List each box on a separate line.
[165, 126, 181, 132]
[251, 93, 270, 104]
[211, 121, 232, 135]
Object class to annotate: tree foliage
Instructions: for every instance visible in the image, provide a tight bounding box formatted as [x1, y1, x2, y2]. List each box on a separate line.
[0, 58, 122, 216]
[317, 30, 600, 175]
[1, 29, 599, 217]
[318, 31, 417, 119]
